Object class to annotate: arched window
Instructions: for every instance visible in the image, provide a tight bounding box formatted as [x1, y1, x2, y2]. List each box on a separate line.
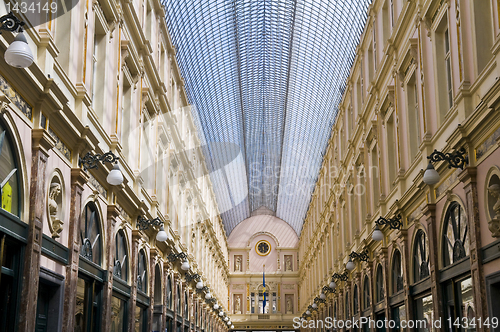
[363, 276, 370, 310]
[376, 264, 384, 302]
[345, 291, 350, 319]
[443, 202, 469, 267]
[334, 301, 337, 319]
[0, 125, 20, 216]
[137, 249, 147, 293]
[184, 291, 189, 318]
[166, 276, 172, 309]
[114, 230, 129, 281]
[176, 285, 181, 314]
[353, 285, 359, 315]
[80, 202, 102, 265]
[413, 230, 429, 282]
[392, 250, 403, 294]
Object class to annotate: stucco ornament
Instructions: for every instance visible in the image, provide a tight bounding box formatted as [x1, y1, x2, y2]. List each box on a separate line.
[48, 182, 63, 238]
[488, 184, 500, 237]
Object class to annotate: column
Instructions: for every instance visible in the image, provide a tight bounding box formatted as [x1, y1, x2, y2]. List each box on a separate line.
[459, 167, 488, 325]
[18, 129, 55, 332]
[128, 230, 141, 331]
[422, 203, 443, 328]
[102, 205, 119, 332]
[62, 168, 89, 331]
[150, 248, 160, 331]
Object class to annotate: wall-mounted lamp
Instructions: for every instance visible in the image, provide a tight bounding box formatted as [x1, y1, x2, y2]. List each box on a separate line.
[219, 311, 224, 317]
[331, 271, 349, 286]
[79, 151, 124, 185]
[346, 250, 369, 270]
[322, 285, 335, 294]
[205, 291, 212, 300]
[167, 252, 190, 271]
[185, 273, 201, 283]
[372, 214, 402, 241]
[137, 216, 168, 242]
[0, 12, 34, 68]
[213, 303, 220, 310]
[196, 285, 209, 294]
[206, 297, 216, 304]
[423, 148, 468, 185]
[231, 325, 234, 329]
[314, 296, 326, 305]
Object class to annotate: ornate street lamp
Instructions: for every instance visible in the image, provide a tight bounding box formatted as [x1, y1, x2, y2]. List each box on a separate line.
[423, 148, 468, 185]
[331, 271, 349, 285]
[0, 12, 34, 68]
[372, 214, 402, 241]
[185, 273, 201, 283]
[137, 216, 168, 242]
[167, 252, 190, 271]
[79, 151, 124, 185]
[346, 250, 369, 270]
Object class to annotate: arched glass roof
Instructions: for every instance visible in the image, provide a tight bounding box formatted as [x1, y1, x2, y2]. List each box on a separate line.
[163, 0, 371, 235]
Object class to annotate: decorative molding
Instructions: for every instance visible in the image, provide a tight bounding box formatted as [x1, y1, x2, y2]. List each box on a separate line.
[0, 75, 32, 121]
[87, 173, 108, 198]
[48, 127, 72, 161]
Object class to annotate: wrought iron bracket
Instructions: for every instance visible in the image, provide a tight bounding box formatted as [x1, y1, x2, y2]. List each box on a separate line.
[0, 12, 25, 33]
[332, 271, 348, 281]
[375, 214, 402, 230]
[185, 273, 201, 282]
[167, 252, 188, 263]
[137, 216, 163, 231]
[314, 297, 326, 304]
[322, 285, 335, 294]
[349, 249, 369, 262]
[79, 150, 120, 171]
[206, 298, 216, 304]
[427, 147, 468, 169]
[196, 286, 210, 294]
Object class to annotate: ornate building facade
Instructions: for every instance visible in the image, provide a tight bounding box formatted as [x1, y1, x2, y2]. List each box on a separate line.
[0, 0, 230, 331]
[299, 0, 500, 330]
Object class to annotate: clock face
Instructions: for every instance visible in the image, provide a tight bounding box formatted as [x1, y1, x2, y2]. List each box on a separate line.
[256, 240, 271, 256]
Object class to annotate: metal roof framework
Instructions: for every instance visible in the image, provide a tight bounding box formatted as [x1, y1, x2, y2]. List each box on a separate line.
[163, 0, 371, 235]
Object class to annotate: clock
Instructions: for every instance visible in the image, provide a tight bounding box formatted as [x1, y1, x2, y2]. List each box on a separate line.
[256, 240, 271, 256]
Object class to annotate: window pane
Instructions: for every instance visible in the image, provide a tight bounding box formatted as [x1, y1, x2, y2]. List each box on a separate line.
[135, 306, 144, 332]
[0, 129, 19, 216]
[111, 296, 126, 332]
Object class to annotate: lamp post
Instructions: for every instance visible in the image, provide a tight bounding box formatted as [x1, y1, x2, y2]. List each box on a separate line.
[79, 151, 124, 185]
[423, 147, 468, 185]
[0, 12, 34, 68]
[372, 214, 402, 241]
[137, 216, 168, 242]
[346, 250, 369, 271]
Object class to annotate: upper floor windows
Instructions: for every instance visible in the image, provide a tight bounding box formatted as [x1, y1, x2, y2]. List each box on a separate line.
[80, 202, 102, 265]
[392, 249, 404, 294]
[0, 124, 20, 217]
[443, 201, 469, 267]
[114, 230, 129, 282]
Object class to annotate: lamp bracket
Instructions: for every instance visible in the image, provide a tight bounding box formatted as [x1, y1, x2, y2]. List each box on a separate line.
[349, 249, 369, 262]
[375, 214, 402, 230]
[79, 151, 119, 171]
[0, 12, 25, 33]
[428, 147, 468, 169]
[137, 216, 163, 231]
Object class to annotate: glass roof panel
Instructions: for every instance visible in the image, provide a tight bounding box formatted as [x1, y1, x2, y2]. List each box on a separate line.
[163, 0, 371, 235]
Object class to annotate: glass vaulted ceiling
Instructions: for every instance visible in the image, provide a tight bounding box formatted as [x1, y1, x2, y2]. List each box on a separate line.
[163, 0, 371, 235]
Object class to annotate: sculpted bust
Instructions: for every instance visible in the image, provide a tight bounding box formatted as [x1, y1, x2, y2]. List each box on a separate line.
[488, 184, 500, 237]
[48, 182, 63, 238]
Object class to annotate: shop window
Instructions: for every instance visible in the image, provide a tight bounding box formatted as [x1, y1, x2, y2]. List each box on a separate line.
[111, 294, 127, 332]
[0, 126, 20, 217]
[184, 291, 188, 319]
[137, 250, 147, 293]
[443, 202, 469, 267]
[0, 233, 23, 332]
[75, 276, 103, 332]
[80, 202, 102, 265]
[135, 304, 147, 332]
[114, 230, 129, 282]
[414, 294, 434, 332]
[413, 230, 429, 282]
